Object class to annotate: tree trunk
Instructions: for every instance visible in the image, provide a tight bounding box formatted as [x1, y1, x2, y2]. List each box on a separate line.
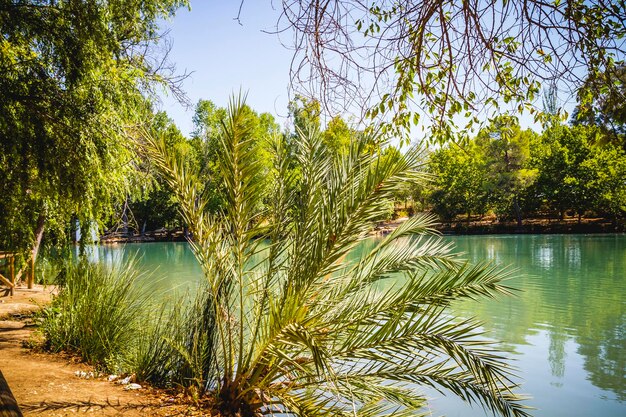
[29, 211, 46, 288]
[14, 210, 45, 286]
[79, 220, 90, 257]
[513, 197, 522, 228]
[122, 199, 129, 237]
[0, 370, 23, 417]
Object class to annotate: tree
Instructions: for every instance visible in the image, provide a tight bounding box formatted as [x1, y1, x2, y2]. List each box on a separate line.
[128, 112, 191, 233]
[322, 116, 351, 156]
[476, 117, 538, 226]
[0, 1, 188, 272]
[531, 125, 600, 220]
[572, 66, 626, 148]
[143, 96, 530, 417]
[428, 143, 488, 222]
[279, 1, 626, 142]
[289, 96, 358, 159]
[288, 95, 321, 132]
[191, 98, 279, 214]
[582, 144, 626, 222]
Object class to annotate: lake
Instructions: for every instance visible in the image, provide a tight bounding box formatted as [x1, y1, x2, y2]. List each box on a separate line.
[85, 234, 625, 417]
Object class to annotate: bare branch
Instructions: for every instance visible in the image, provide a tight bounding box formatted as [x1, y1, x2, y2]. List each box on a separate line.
[278, 0, 626, 141]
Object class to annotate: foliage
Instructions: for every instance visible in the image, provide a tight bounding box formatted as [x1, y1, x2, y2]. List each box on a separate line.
[322, 116, 352, 156]
[0, 0, 188, 261]
[143, 96, 530, 416]
[39, 255, 218, 388]
[531, 124, 626, 220]
[584, 145, 626, 219]
[475, 117, 538, 224]
[280, 0, 625, 143]
[428, 144, 487, 222]
[41, 258, 150, 370]
[288, 95, 322, 132]
[128, 112, 192, 232]
[572, 66, 626, 147]
[191, 98, 279, 215]
[422, 121, 626, 223]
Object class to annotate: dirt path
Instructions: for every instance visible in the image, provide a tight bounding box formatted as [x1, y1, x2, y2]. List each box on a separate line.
[0, 286, 203, 416]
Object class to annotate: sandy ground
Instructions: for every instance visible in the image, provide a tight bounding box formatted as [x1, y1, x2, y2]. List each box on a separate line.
[0, 286, 205, 416]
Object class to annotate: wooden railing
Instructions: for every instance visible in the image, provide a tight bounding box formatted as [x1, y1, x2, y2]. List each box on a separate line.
[0, 252, 16, 296]
[0, 252, 35, 293]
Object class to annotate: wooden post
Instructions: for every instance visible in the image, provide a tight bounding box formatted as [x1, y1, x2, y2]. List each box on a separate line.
[28, 256, 34, 289]
[0, 370, 23, 417]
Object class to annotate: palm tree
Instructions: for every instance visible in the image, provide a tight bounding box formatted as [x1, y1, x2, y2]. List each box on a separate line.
[142, 95, 530, 417]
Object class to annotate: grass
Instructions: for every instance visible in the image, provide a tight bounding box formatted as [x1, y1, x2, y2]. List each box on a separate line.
[40, 257, 218, 391]
[41, 258, 149, 370]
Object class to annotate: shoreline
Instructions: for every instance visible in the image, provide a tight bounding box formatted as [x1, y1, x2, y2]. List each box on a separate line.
[432, 218, 624, 235]
[98, 217, 625, 244]
[370, 216, 624, 236]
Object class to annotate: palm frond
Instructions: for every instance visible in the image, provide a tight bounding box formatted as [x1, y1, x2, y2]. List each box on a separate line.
[140, 96, 531, 417]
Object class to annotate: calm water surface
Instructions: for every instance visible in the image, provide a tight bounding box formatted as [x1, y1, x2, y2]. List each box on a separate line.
[88, 234, 625, 417]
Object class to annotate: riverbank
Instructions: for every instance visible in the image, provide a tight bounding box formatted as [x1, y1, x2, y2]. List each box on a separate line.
[0, 287, 203, 416]
[369, 216, 623, 236]
[433, 217, 624, 234]
[100, 216, 624, 244]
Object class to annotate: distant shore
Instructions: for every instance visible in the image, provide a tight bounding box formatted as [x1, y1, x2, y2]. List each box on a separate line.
[432, 217, 624, 235]
[99, 217, 624, 244]
[371, 216, 624, 236]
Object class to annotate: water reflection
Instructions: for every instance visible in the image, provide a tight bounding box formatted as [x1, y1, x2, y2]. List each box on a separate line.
[449, 235, 625, 416]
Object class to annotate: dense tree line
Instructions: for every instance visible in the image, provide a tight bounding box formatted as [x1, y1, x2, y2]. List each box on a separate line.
[124, 99, 626, 233]
[420, 118, 626, 225]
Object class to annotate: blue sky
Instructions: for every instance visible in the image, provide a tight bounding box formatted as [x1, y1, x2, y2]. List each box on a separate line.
[158, 2, 569, 139]
[158, 2, 294, 136]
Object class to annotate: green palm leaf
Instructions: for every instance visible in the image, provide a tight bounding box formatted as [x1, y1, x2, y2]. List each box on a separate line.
[140, 95, 531, 417]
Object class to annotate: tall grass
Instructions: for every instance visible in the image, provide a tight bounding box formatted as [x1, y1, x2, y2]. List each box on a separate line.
[125, 287, 216, 390]
[42, 259, 149, 370]
[41, 258, 217, 390]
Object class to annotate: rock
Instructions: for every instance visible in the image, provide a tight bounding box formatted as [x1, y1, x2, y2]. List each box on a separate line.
[108, 374, 119, 382]
[0, 302, 42, 319]
[74, 370, 97, 379]
[125, 383, 142, 390]
[117, 376, 132, 385]
[0, 320, 25, 330]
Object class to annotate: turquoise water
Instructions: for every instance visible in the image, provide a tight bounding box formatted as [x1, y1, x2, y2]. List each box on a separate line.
[87, 235, 625, 416]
